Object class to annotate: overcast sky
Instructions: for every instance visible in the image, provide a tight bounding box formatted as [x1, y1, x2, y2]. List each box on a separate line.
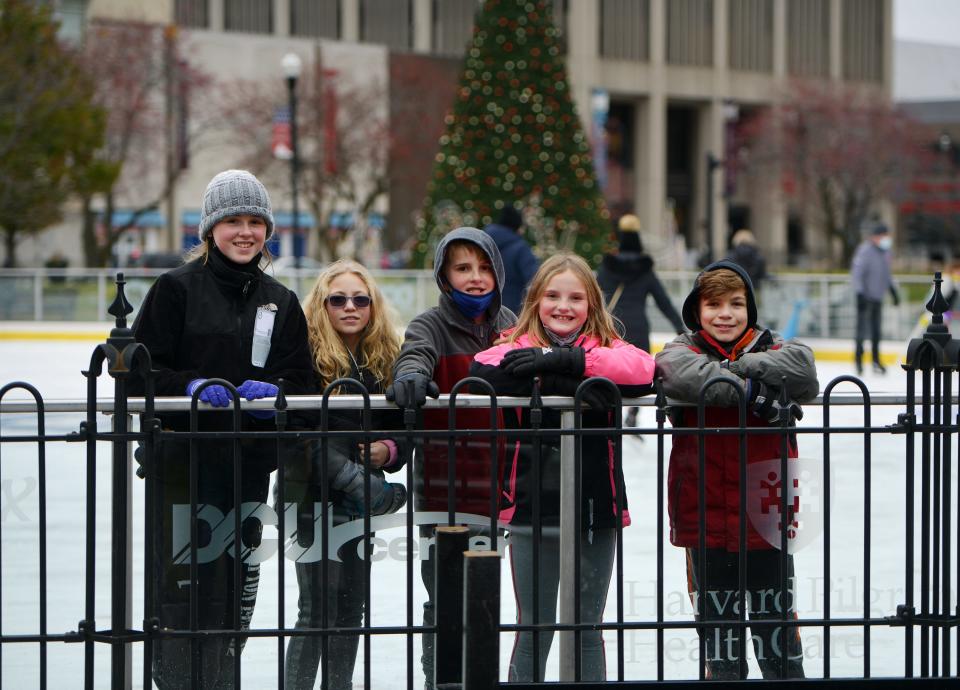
[894, 0, 960, 46]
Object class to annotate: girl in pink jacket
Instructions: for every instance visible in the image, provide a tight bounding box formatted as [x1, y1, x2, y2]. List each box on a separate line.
[470, 252, 655, 682]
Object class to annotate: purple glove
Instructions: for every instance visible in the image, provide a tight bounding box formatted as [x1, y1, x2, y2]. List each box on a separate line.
[237, 380, 279, 419]
[237, 379, 279, 400]
[187, 378, 232, 407]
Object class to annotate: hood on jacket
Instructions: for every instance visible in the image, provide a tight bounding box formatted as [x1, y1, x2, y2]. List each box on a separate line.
[433, 226, 505, 316]
[600, 251, 654, 280]
[681, 259, 757, 331]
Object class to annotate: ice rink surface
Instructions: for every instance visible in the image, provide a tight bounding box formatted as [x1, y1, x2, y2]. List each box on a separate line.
[0, 339, 942, 687]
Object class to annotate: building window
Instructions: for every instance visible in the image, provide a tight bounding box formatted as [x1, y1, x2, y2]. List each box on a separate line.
[843, 0, 884, 82]
[553, 0, 568, 54]
[175, 0, 208, 28]
[787, 0, 829, 77]
[599, 0, 649, 61]
[667, 0, 713, 67]
[360, 0, 412, 50]
[291, 0, 338, 38]
[225, 0, 273, 34]
[728, 0, 772, 72]
[432, 0, 476, 56]
[53, 0, 87, 42]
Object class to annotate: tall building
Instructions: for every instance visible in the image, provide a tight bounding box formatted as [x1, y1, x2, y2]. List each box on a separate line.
[35, 0, 891, 268]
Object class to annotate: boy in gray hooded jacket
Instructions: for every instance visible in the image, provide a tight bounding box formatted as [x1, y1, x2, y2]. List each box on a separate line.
[387, 226, 516, 688]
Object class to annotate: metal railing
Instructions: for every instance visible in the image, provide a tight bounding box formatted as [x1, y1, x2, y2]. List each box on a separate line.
[0, 267, 939, 342]
[0, 275, 958, 688]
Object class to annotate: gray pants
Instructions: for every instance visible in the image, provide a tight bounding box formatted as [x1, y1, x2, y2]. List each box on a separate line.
[855, 296, 883, 368]
[507, 528, 616, 682]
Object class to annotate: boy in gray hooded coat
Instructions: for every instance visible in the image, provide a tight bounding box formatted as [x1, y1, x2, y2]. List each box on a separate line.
[655, 260, 819, 679]
[387, 226, 516, 688]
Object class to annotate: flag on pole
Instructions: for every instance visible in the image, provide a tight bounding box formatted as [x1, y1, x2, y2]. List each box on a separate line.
[272, 107, 293, 160]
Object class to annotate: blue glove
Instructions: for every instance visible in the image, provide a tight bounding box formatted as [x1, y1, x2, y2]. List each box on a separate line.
[237, 380, 279, 419]
[237, 379, 279, 400]
[187, 378, 232, 407]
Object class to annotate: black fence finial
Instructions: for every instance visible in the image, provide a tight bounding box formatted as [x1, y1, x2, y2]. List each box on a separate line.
[905, 271, 960, 371]
[108, 272, 134, 330]
[926, 271, 950, 328]
[104, 272, 139, 368]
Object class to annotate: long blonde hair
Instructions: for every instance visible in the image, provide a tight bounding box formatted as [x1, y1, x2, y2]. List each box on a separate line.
[509, 253, 620, 347]
[302, 259, 400, 389]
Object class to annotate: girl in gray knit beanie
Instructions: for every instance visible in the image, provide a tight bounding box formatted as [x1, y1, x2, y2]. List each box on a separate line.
[131, 167, 315, 688]
[188, 169, 276, 265]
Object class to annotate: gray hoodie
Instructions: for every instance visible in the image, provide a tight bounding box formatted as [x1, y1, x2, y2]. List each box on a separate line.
[393, 226, 517, 514]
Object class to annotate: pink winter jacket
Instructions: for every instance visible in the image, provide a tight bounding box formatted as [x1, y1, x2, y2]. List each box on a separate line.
[471, 333, 655, 529]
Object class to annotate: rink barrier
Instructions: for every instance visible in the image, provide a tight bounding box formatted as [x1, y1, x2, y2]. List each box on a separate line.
[0, 266, 939, 343]
[0, 272, 959, 688]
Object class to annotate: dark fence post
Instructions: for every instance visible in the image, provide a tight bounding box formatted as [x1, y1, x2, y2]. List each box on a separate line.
[463, 550, 500, 690]
[435, 525, 470, 688]
[99, 273, 149, 689]
[903, 271, 960, 678]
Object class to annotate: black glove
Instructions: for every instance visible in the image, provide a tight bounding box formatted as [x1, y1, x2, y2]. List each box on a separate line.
[748, 380, 803, 424]
[385, 372, 440, 409]
[500, 346, 586, 377]
[540, 374, 615, 411]
[890, 286, 901, 306]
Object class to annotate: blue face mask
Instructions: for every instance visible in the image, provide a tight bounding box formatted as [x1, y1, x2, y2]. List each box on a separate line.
[450, 288, 495, 318]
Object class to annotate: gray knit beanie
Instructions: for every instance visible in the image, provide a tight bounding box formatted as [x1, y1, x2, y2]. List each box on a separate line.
[198, 170, 275, 241]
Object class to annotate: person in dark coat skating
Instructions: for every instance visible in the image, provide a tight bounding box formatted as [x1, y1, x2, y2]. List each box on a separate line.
[597, 213, 685, 427]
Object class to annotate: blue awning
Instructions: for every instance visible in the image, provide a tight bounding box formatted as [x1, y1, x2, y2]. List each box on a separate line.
[106, 209, 165, 228]
[181, 210, 202, 227]
[274, 211, 316, 229]
[327, 211, 384, 229]
[330, 211, 353, 228]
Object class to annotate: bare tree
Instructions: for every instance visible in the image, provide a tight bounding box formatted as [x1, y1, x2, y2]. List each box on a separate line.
[734, 80, 925, 266]
[75, 20, 210, 266]
[220, 64, 432, 262]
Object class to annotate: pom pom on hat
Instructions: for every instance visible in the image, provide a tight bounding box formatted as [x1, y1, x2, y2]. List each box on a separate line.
[618, 214, 641, 232]
[198, 170, 275, 241]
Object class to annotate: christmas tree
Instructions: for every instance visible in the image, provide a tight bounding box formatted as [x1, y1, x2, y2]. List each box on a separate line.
[412, 0, 612, 268]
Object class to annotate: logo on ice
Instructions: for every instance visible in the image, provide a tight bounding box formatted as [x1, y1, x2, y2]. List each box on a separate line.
[746, 457, 824, 553]
[171, 503, 499, 564]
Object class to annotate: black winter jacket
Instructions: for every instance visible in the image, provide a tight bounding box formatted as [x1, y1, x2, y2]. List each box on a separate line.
[130, 248, 314, 473]
[596, 252, 685, 351]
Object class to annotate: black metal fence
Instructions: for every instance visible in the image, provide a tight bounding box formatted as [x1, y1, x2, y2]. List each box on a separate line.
[0, 274, 958, 688]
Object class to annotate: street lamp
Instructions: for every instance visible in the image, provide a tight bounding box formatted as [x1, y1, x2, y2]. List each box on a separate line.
[282, 52, 302, 269]
[704, 152, 723, 265]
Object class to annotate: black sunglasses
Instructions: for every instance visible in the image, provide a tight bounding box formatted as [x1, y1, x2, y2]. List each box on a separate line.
[326, 294, 372, 308]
